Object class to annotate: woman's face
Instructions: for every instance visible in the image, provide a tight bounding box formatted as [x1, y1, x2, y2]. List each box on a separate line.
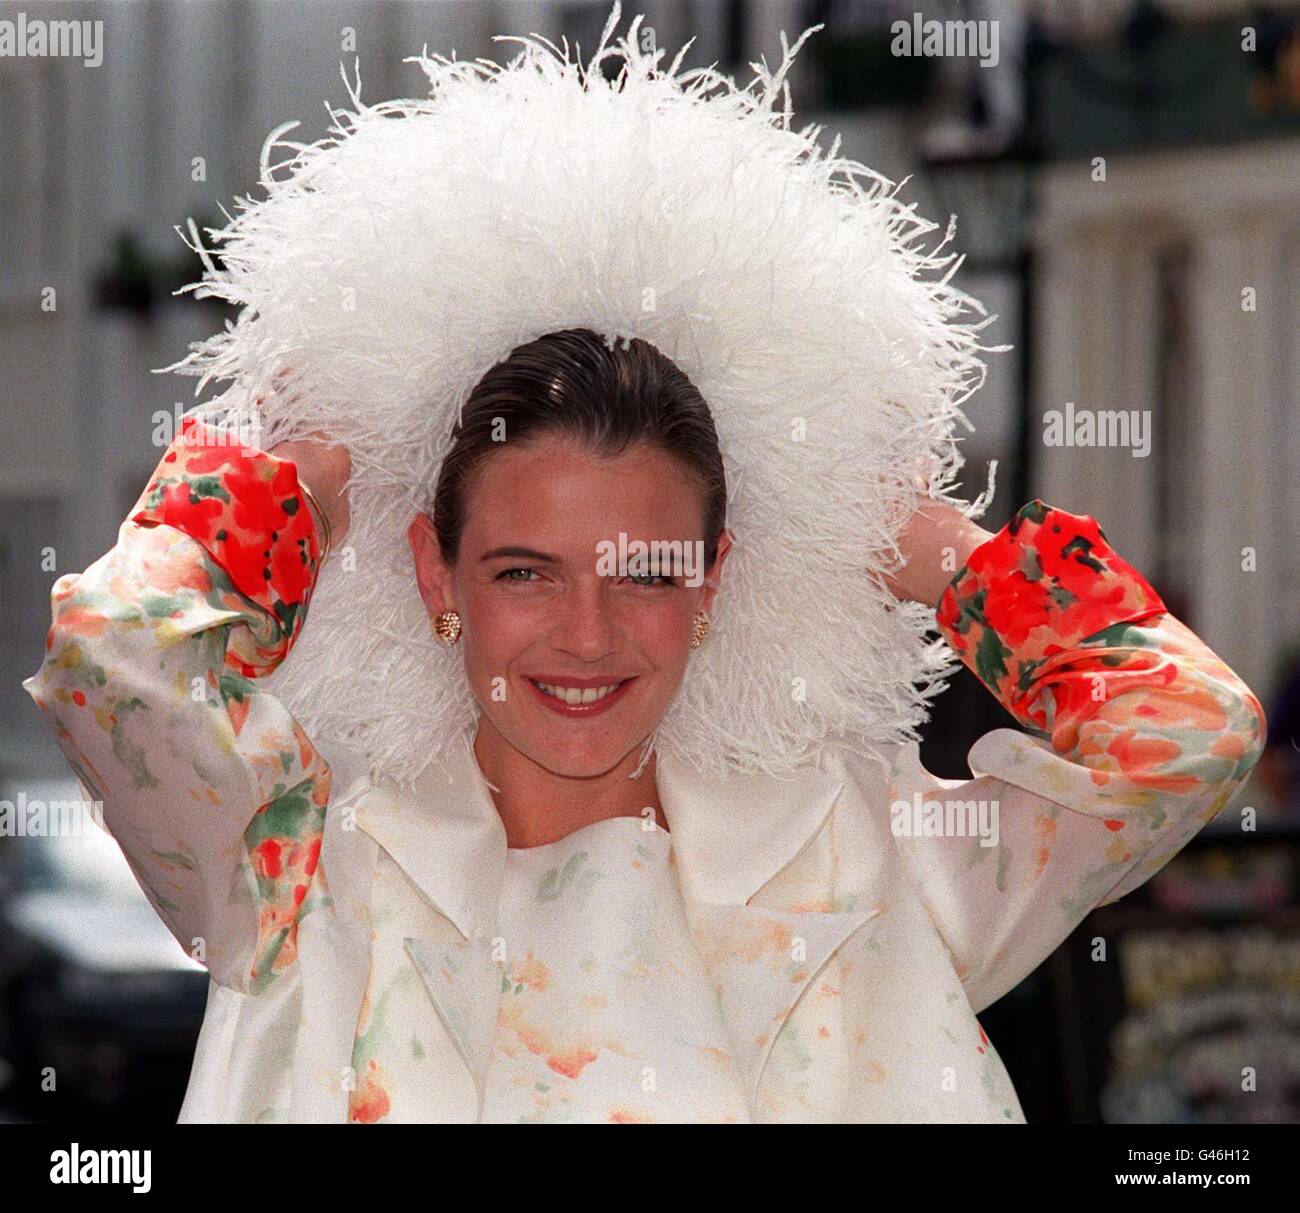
[408, 434, 730, 780]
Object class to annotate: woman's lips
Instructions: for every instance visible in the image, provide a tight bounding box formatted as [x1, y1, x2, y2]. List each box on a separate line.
[524, 675, 637, 717]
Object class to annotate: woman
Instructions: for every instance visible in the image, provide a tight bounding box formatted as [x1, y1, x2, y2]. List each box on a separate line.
[24, 326, 1265, 1122]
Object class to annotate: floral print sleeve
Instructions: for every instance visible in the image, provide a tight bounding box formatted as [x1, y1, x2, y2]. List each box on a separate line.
[22, 415, 332, 995]
[893, 499, 1267, 1013]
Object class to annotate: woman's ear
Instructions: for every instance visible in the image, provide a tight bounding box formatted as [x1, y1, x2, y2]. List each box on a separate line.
[407, 513, 456, 616]
[699, 528, 733, 616]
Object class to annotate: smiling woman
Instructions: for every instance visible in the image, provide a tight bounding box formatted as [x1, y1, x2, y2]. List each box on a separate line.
[20, 5, 1268, 1124]
[405, 329, 731, 846]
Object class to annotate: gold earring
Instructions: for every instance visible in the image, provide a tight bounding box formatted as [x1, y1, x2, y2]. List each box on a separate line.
[433, 610, 462, 646]
[690, 611, 710, 649]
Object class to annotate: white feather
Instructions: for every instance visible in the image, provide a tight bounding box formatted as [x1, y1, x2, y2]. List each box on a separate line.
[160, 2, 1000, 789]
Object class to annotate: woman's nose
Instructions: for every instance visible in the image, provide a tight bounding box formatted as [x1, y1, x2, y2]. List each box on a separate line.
[549, 582, 619, 661]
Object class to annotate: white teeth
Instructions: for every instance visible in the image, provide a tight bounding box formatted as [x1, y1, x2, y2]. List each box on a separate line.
[534, 681, 623, 705]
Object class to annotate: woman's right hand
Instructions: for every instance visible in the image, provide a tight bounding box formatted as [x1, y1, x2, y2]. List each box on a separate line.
[269, 434, 352, 550]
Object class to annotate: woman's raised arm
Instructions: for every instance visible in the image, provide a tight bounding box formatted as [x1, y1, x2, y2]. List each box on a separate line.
[864, 499, 1267, 1013]
[22, 414, 348, 995]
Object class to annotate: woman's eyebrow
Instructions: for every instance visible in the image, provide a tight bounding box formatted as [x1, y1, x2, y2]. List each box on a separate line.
[479, 546, 563, 563]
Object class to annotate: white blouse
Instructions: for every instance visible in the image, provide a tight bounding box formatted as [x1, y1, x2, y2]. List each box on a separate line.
[339, 811, 760, 1124]
[480, 816, 752, 1123]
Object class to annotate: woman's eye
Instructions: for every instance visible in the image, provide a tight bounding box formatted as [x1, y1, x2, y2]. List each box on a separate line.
[494, 568, 673, 586]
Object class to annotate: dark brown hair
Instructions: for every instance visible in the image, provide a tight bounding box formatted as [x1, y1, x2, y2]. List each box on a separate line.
[433, 328, 726, 566]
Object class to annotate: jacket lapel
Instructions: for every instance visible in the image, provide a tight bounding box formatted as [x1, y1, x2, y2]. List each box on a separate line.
[351, 739, 508, 1099]
[655, 749, 882, 1104]
[352, 741, 873, 1118]
[354, 738, 507, 943]
[403, 935, 502, 1100]
[653, 749, 845, 906]
[686, 903, 884, 1102]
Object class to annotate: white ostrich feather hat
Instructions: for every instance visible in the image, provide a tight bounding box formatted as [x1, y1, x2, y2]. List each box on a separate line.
[167, 1, 998, 790]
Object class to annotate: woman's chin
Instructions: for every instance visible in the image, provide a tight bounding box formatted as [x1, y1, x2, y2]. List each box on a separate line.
[502, 717, 651, 780]
[523, 738, 643, 781]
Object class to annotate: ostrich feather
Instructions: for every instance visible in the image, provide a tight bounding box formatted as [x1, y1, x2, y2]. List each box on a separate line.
[160, 1, 1001, 790]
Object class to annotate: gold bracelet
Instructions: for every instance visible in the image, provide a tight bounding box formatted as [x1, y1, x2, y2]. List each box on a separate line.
[297, 476, 333, 566]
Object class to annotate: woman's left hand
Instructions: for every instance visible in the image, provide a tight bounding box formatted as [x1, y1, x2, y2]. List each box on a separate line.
[881, 499, 992, 608]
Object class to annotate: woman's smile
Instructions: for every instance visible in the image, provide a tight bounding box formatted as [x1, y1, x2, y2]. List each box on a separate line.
[525, 674, 639, 716]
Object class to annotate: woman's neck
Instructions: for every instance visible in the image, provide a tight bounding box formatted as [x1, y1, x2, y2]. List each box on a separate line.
[472, 723, 668, 849]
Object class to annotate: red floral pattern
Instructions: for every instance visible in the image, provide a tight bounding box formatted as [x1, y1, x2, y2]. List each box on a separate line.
[129, 413, 321, 672]
[936, 499, 1266, 795]
[937, 500, 1169, 730]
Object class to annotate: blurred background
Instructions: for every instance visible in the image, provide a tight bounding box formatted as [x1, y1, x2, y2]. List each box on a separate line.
[0, 0, 1296, 1124]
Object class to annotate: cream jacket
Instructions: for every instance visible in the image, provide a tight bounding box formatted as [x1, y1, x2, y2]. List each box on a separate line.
[23, 427, 1266, 1122]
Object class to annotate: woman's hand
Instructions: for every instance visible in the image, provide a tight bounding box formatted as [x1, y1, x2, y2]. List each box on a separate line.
[269, 434, 352, 550]
[882, 499, 992, 608]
